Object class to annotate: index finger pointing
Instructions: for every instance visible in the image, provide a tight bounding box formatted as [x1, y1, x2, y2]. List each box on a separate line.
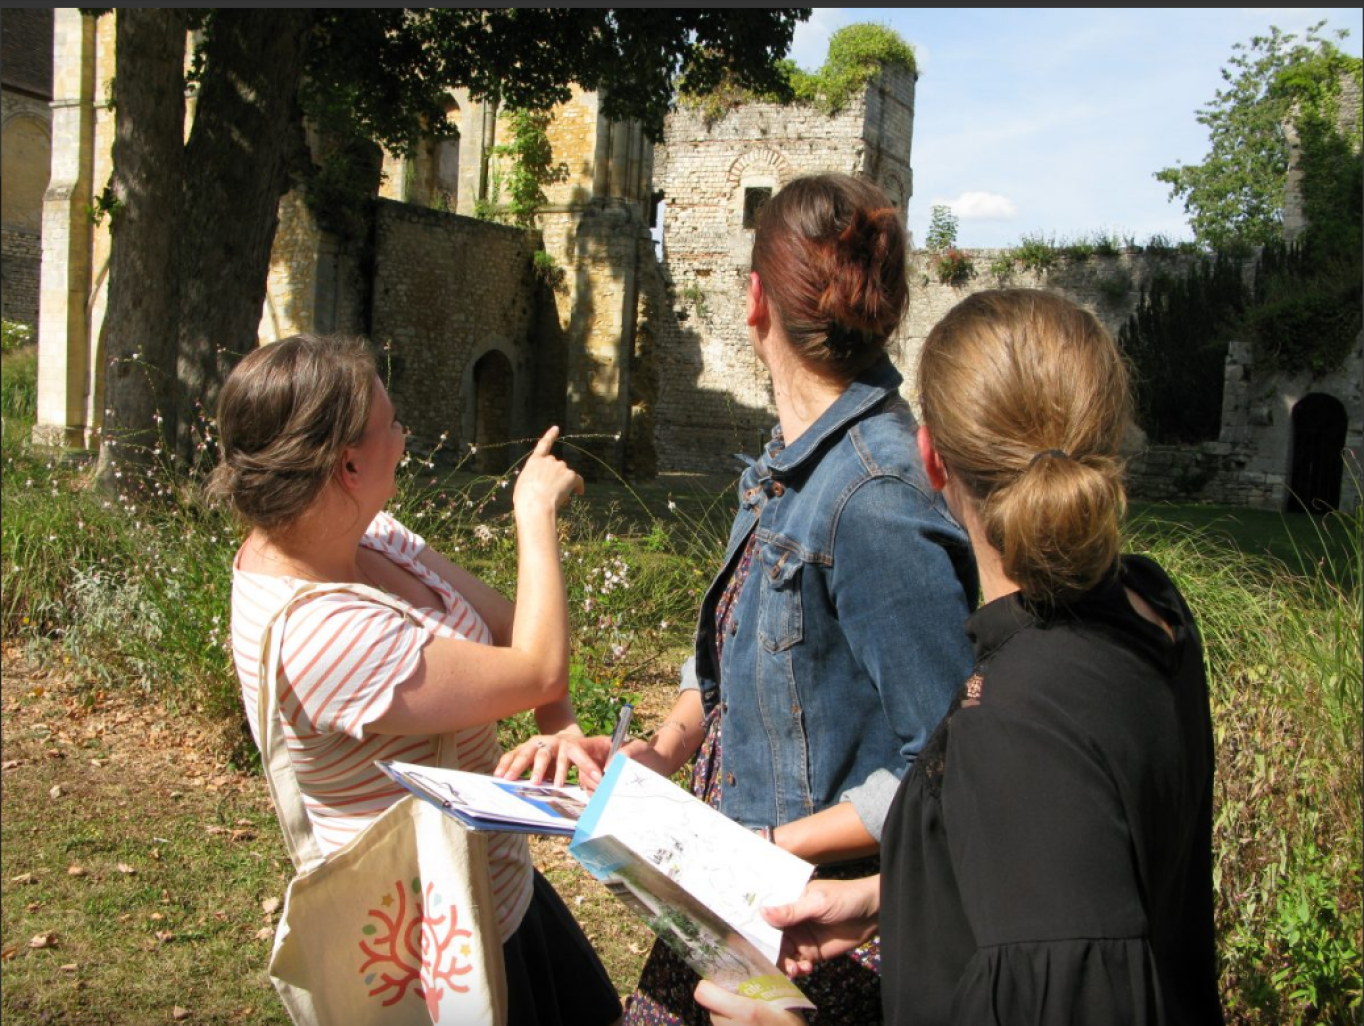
[533, 426, 560, 457]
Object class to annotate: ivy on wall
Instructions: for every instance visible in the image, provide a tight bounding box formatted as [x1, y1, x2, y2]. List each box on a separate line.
[680, 23, 916, 126]
[1119, 257, 1246, 445]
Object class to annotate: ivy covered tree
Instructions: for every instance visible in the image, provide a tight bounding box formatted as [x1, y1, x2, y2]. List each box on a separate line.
[1155, 22, 1358, 253]
[88, 8, 810, 487]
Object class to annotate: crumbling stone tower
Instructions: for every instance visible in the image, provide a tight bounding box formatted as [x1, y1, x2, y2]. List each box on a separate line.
[650, 63, 916, 474]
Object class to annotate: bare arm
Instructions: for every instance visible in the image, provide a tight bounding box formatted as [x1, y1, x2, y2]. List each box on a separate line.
[415, 546, 514, 646]
[368, 428, 583, 734]
[772, 802, 879, 865]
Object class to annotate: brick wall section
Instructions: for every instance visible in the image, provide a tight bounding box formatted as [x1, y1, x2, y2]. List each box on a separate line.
[2, 227, 41, 326]
[0, 8, 54, 98]
[653, 82, 905, 474]
[368, 200, 542, 456]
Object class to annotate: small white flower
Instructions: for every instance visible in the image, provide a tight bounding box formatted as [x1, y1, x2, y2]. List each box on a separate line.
[667, 500, 677, 512]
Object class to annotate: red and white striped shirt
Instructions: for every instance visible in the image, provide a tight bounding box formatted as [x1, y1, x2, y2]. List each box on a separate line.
[231, 511, 532, 940]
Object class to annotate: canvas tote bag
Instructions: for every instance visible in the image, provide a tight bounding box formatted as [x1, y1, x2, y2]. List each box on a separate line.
[254, 582, 508, 1026]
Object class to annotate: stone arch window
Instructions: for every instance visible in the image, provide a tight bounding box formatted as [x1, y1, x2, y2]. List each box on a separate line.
[435, 98, 461, 209]
[727, 148, 792, 230]
[1287, 392, 1347, 513]
[1, 115, 52, 231]
[472, 350, 514, 475]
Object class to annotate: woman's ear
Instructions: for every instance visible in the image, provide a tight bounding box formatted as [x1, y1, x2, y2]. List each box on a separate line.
[917, 426, 949, 492]
[337, 449, 362, 491]
[746, 272, 767, 328]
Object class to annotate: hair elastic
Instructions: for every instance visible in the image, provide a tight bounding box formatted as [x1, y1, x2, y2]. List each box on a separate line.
[1029, 448, 1073, 466]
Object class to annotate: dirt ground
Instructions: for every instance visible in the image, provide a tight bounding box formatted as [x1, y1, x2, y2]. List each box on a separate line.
[0, 646, 661, 1023]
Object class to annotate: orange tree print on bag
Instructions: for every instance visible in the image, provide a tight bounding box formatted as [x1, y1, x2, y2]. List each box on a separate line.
[359, 876, 479, 1018]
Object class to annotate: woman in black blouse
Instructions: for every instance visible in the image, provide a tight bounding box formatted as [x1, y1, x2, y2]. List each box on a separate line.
[695, 289, 1223, 1025]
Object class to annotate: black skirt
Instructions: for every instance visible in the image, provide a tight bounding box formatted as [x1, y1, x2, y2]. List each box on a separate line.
[504, 870, 622, 1026]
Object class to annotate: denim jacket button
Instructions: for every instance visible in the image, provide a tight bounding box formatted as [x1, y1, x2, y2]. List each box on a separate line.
[771, 481, 785, 496]
[721, 701, 729, 713]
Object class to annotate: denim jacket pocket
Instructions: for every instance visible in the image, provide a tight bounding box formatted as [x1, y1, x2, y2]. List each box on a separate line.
[758, 544, 804, 653]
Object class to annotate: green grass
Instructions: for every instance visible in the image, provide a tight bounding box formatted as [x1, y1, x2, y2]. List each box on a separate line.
[2, 362, 1360, 1023]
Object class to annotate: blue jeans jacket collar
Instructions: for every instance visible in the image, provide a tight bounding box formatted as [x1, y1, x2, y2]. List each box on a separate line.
[764, 357, 907, 478]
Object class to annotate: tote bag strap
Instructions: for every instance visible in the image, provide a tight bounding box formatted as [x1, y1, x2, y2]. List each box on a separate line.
[255, 580, 429, 872]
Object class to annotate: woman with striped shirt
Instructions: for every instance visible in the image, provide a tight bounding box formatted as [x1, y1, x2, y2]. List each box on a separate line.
[210, 333, 622, 1026]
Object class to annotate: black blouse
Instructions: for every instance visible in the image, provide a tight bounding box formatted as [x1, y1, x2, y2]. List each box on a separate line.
[881, 555, 1223, 1025]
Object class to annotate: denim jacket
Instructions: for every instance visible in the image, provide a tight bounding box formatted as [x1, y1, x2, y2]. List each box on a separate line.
[683, 357, 977, 840]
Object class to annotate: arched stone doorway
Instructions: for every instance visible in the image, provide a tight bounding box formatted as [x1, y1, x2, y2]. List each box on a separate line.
[472, 351, 513, 475]
[1287, 392, 1347, 513]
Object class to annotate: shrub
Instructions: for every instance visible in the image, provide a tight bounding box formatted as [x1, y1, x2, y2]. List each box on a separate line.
[1013, 232, 1059, 272]
[932, 246, 975, 286]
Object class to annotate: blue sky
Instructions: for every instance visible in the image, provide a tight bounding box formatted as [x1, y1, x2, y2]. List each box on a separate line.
[789, 8, 1362, 248]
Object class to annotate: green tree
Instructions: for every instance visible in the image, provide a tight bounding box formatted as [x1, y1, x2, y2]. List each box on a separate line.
[1155, 22, 1356, 253]
[87, 8, 810, 487]
[925, 204, 958, 251]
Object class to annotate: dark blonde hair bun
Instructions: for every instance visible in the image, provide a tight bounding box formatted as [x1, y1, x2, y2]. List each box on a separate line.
[918, 289, 1132, 603]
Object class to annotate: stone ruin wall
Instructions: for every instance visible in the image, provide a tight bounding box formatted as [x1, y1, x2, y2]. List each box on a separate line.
[368, 201, 543, 461]
[31, 18, 1360, 510]
[651, 66, 916, 476]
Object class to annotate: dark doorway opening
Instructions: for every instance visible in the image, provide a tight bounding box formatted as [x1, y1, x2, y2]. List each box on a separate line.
[1287, 392, 1347, 513]
[472, 351, 513, 475]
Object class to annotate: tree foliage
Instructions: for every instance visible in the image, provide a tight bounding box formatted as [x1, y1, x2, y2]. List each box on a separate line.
[1155, 22, 1357, 253]
[1119, 258, 1246, 444]
[82, 8, 808, 483]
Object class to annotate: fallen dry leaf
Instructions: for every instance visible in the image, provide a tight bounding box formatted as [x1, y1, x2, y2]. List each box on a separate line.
[89, 759, 106, 768]
[29, 932, 57, 949]
[172, 1006, 191, 1021]
[10, 872, 37, 884]
[1, 946, 17, 961]
[58, 963, 78, 972]
[1, 759, 20, 770]
[255, 927, 274, 941]
[229, 828, 255, 842]
[67, 865, 87, 877]
[204, 825, 227, 835]
[150, 848, 162, 860]
[149, 912, 165, 921]
[116, 863, 136, 875]
[25, 902, 42, 913]
[261, 897, 281, 915]
[155, 930, 175, 943]
[49, 784, 65, 799]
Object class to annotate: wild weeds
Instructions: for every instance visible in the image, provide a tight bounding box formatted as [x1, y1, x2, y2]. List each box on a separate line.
[4, 332, 1360, 1020]
[1128, 511, 1362, 1023]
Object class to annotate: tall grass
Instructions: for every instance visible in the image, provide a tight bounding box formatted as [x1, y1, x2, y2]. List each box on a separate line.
[2, 344, 1359, 1020]
[1129, 510, 1362, 1024]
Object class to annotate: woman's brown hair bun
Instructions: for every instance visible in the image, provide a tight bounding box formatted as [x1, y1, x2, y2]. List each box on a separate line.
[752, 174, 908, 379]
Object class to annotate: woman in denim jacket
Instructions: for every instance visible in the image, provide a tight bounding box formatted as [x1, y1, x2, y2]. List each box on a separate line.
[501, 175, 978, 1024]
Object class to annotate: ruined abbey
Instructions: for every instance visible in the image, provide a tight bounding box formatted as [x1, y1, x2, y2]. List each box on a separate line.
[16, 10, 1362, 511]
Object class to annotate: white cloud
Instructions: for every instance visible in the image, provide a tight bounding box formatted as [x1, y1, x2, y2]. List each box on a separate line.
[935, 192, 1019, 221]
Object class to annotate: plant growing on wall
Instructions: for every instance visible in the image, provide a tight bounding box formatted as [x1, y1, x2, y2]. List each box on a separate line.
[488, 106, 569, 227]
[681, 22, 915, 124]
[1119, 256, 1246, 444]
[1013, 232, 1059, 273]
